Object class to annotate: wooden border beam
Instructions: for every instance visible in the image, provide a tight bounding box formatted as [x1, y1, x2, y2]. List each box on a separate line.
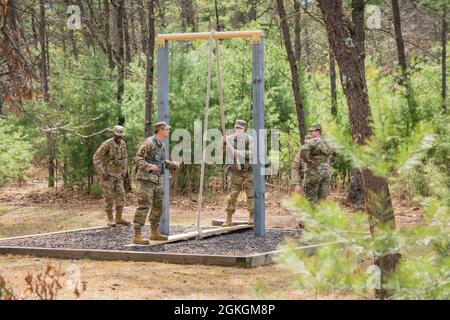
[156, 30, 263, 47]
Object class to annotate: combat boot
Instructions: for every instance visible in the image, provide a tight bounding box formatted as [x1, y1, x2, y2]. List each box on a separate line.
[115, 210, 131, 225]
[133, 227, 149, 245]
[221, 212, 233, 227]
[248, 212, 254, 225]
[149, 225, 168, 241]
[106, 212, 116, 227]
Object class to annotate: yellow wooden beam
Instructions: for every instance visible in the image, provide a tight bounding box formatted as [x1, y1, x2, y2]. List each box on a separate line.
[156, 30, 263, 47]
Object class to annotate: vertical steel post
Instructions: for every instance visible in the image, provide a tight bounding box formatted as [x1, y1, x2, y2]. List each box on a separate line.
[157, 43, 170, 235]
[252, 40, 265, 236]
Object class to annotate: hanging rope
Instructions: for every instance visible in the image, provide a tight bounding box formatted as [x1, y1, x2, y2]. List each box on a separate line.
[214, 36, 242, 171]
[194, 31, 215, 239]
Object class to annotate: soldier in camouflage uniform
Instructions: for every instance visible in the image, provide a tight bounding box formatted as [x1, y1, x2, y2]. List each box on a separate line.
[222, 120, 254, 227]
[132, 121, 180, 244]
[291, 133, 312, 193]
[299, 123, 336, 203]
[93, 125, 130, 227]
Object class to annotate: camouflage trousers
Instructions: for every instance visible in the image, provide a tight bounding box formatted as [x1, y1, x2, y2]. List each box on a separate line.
[304, 169, 331, 203]
[226, 171, 254, 215]
[100, 176, 125, 214]
[133, 179, 163, 228]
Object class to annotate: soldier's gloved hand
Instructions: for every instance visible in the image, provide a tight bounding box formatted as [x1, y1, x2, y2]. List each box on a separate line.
[101, 172, 109, 181]
[149, 164, 159, 173]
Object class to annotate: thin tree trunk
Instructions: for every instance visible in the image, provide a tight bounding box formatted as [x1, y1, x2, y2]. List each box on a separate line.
[31, 7, 38, 47]
[39, 0, 49, 101]
[213, 0, 221, 31]
[180, 0, 196, 32]
[391, 0, 418, 134]
[293, 0, 301, 66]
[137, 0, 148, 54]
[391, 0, 407, 78]
[317, 0, 400, 299]
[77, 0, 93, 48]
[144, 0, 155, 138]
[123, 0, 132, 65]
[116, 0, 125, 124]
[329, 45, 337, 117]
[103, 0, 115, 69]
[442, 4, 447, 113]
[276, 0, 306, 143]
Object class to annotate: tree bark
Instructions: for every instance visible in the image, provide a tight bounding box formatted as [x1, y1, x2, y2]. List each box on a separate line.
[347, 0, 366, 205]
[180, 0, 196, 32]
[213, 0, 221, 31]
[123, 0, 132, 65]
[391, 0, 407, 78]
[276, 0, 306, 143]
[293, 0, 301, 65]
[116, 0, 125, 124]
[442, 3, 447, 114]
[103, 0, 115, 69]
[329, 45, 337, 117]
[144, 0, 155, 138]
[317, 0, 400, 299]
[39, 0, 49, 102]
[137, 0, 148, 54]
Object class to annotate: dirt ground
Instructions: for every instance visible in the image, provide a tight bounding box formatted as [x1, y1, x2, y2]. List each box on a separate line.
[0, 173, 422, 300]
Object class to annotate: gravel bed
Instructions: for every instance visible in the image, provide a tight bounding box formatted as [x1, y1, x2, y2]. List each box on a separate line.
[0, 226, 302, 256]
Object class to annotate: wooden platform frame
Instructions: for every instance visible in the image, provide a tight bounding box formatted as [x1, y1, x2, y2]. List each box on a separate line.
[0, 226, 344, 268]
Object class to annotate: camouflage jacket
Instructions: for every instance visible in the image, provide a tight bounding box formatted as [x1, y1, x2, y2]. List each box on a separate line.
[135, 135, 178, 183]
[224, 133, 253, 173]
[299, 136, 336, 173]
[93, 138, 128, 178]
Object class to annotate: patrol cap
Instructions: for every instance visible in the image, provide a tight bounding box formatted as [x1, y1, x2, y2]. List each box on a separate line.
[113, 125, 125, 137]
[308, 123, 322, 131]
[154, 121, 171, 133]
[234, 119, 246, 129]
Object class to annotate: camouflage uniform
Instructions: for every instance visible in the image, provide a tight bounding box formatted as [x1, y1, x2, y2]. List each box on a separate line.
[224, 120, 254, 225]
[133, 135, 178, 229]
[92, 126, 128, 225]
[291, 134, 312, 190]
[300, 124, 335, 203]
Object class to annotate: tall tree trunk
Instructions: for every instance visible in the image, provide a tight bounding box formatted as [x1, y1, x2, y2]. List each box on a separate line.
[180, 0, 196, 32]
[391, 0, 417, 133]
[391, 0, 407, 77]
[317, 0, 400, 299]
[123, 0, 132, 65]
[103, 0, 115, 69]
[39, 0, 55, 188]
[144, 0, 155, 138]
[329, 45, 337, 117]
[276, 0, 306, 143]
[39, 0, 49, 102]
[442, 3, 447, 114]
[213, 0, 221, 31]
[137, 0, 148, 54]
[31, 7, 38, 47]
[77, 0, 93, 48]
[293, 0, 301, 67]
[116, 0, 125, 124]
[347, 0, 366, 205]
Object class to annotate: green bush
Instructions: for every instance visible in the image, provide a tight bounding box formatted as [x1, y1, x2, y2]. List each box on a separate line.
[0, 119, 36, 186]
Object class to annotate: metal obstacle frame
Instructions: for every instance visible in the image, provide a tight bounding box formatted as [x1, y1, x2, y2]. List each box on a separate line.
[155, 31, 266, 236]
